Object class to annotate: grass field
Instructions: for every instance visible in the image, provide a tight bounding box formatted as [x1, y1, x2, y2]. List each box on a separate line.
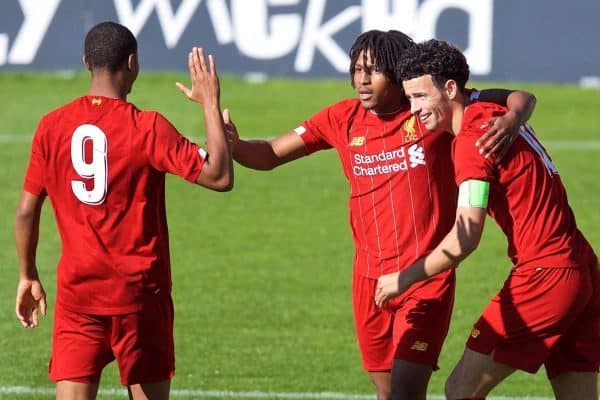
[0, 71, 598, 399]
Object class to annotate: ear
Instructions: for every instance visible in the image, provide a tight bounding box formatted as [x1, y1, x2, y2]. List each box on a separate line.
[127, 53, 138, 71]
[82, 55, 91, 71]
[444, 79, 459, 99]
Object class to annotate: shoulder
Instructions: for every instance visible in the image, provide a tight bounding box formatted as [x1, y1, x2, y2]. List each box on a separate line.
[461, 101, 506, 137]
[324, 98, 362, 117]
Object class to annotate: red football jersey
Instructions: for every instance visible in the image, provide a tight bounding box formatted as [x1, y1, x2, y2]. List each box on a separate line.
[23, 96, 206, 314]
[453, 102, 597, 270]
[297, 99, 457, 278]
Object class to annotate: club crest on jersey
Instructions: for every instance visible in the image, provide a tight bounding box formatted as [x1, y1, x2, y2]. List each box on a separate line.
[470, 328, 481, 338]
[350, 136, 365, 146]
[91, 98, 102, 106]
[403, 115, 418, 143]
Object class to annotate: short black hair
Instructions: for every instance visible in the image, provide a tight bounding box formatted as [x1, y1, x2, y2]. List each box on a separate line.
[349, 30, 414, 86]
[84, 21, 137, 71]
[398, 39, 469, 92]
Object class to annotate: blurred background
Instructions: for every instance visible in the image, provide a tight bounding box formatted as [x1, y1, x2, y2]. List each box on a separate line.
[1, 0, 599, 85]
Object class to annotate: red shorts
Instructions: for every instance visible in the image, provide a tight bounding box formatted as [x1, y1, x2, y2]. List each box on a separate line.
[353, 268, 455, 371]
[50, 295, 175, 385]
[467, 265, 600, 379]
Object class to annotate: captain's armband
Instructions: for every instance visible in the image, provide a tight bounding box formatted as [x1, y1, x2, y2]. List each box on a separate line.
[457, 179, 489, 208]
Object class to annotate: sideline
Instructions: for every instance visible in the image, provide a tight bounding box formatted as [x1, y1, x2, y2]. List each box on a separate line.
[0, 386, 561, 400]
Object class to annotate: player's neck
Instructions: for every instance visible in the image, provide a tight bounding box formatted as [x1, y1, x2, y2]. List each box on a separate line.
[450, 98, 468, 135]
[88, 73, 130, 100]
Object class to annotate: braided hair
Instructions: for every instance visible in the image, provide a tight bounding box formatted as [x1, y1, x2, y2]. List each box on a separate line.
[349, 30, 414, 87]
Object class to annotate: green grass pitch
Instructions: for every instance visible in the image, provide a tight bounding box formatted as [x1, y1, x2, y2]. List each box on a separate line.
[0, 71, 598, 399]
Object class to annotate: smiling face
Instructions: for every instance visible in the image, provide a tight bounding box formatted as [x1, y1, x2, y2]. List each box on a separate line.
[402, 74, 454, 133]
[352, 50, 405, 114]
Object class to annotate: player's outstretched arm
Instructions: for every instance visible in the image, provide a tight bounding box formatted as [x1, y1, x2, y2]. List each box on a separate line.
[176, 47, 233, 191]
[475, 89, 537, 160]
[14, 191, 47, 328]
[223, 109, 307, 171]
[374, 205, 486, 308]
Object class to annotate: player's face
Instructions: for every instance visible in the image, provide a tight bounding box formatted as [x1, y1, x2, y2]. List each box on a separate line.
[352, 50, 404, 114]
[403, 74, 452, 132]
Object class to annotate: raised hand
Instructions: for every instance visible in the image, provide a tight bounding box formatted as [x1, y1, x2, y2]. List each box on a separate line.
[16, 278, 47, 328]
[176, 47, 220, 107]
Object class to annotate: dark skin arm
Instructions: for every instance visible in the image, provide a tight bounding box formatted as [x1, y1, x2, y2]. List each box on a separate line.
[15, 191, 47, 328]
[476, 89, 537, 161]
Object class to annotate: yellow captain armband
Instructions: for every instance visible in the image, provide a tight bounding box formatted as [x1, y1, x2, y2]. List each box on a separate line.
[457, 179, 490, 208]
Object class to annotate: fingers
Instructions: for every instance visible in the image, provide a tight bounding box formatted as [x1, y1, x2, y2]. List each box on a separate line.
[175, 82, 191, 97]
[208, 53, 215, 75]
[223, 108, 230, 124]
[40, 296, 47, 316]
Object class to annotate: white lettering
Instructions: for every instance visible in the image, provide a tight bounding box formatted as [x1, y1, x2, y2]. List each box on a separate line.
[361, 0, 493, 75]
[295, 0, 361, 72]
[416, 0, 493, 74]
[8, 0, 61, 64]
[353, 160, 408, 176]
[207, 0, 234, 44]
[0, 34, 8, 66]
[115, 0, 201, 49]
[361, 0, 418, 32]
[232, 0, 302, 58]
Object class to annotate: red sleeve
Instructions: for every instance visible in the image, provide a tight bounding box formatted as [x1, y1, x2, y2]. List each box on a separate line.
[453, 104, 501, 185]
[141, 112, 206, 183]
[297, 101, 355, 154]
[23, 118, 48, 196]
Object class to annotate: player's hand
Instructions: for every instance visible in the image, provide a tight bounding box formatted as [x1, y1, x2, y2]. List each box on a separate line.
[176, 47, 220, 107]
[374, 272, 407, 307]
[16, 278, 47, 328]
[223, 109, 239, 147]
[476, 110, 520, 163]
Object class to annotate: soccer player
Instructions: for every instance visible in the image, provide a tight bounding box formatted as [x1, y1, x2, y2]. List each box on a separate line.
[223, 30, 536, 400]
[14, 22, 232, 400]
[375, 39, 599, 399]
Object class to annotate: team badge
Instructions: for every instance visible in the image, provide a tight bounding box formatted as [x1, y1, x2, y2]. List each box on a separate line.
[91, 98, 102, 106]
[470, 328, 481, 338]
[403, 115, 418, 142]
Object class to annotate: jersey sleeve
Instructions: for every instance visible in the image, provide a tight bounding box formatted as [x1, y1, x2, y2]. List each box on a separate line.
[23, 118, 48, 196]
[142, 112, 206, 183]
[295, 104, 342, 154]
[453, 106, 498, 186]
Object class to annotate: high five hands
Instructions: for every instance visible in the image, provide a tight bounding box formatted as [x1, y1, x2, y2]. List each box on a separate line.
[176, 47, 220, 107]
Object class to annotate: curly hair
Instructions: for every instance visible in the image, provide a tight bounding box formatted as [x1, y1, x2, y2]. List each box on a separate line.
[349, 30, 414, 87]
[398, 39, 469, 93]
[84, 21, 137, 71]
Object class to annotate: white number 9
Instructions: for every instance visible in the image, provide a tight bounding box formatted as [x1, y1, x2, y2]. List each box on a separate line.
[71, 124, 108, 205]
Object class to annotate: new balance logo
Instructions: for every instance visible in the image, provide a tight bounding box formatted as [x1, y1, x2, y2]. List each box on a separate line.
[91, 98, 102, 106]
[410, 341, 429, 352]
[350, 136, 365, 146]
[408, 144, 425, 167]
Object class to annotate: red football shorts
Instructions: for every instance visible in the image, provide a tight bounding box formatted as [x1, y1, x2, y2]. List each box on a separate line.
[467, 265, 600, 379]
[50, 294, 175, 385]
[353, 268, 455, 371]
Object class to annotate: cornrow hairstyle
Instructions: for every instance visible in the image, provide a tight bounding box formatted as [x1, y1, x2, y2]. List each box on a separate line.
[84, 21, 137, 71]
[349, 30, 414, 87]
[398, 39, 470, 93]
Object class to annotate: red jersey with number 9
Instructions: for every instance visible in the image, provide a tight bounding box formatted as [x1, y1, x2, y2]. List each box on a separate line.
[23, 96, 206, 314]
